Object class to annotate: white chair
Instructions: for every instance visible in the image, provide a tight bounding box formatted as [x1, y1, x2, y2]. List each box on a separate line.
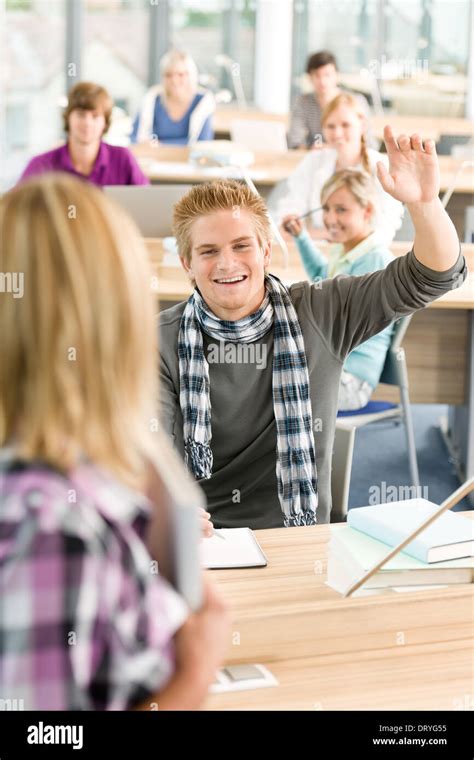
[332, 316, 420, 521]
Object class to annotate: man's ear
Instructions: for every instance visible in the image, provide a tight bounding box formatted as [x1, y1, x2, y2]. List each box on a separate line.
[180, 255, 194, 281]
[262, 240, 272, 269]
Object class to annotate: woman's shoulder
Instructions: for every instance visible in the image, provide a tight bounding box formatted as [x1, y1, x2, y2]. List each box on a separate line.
[0, 455, 148, 541]
[192, 89, 215, 109]
[351, 244, 393, 273]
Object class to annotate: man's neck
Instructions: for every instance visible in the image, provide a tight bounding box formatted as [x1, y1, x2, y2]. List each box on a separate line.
[316, 86, 340, 109]
[67, 138, 101, 176]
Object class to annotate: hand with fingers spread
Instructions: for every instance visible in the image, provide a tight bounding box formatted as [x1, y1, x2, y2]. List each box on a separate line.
[376, 126, 440, 205]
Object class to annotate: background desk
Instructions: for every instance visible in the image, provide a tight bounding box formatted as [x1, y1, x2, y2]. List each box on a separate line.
[133, 144, 473, 240]
[212, 106, 473, 144]
[203, 514, 474, 710]
[133, 144, 473, 194]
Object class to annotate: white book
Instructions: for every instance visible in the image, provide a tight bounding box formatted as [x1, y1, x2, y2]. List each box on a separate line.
[327, 524, 473, 595]
[347, 499, 474, 562]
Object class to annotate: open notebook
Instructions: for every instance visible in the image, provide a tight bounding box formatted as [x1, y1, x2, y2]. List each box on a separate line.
[201, 528, 267, 569]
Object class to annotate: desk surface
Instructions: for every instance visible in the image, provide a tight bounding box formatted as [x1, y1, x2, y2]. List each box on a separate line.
[204, 514, 474, 710]
[132, 144, 474, 193]
[147, 239, 474, 310]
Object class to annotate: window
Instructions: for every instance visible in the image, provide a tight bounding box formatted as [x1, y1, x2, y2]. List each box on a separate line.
[292, 0, 471, 117]
[170, 0, 257, 104]
[83, 0, 150, 143]
[3, 0, 65, 188]
[6, 103, 29, 149]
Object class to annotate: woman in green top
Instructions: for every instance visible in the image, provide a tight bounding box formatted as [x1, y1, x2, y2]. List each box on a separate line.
[284, 168, 394, 410]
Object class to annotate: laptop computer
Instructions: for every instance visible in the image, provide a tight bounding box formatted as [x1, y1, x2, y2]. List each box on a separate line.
[230, 119, 288, 153]
[104, 184, 192, 237]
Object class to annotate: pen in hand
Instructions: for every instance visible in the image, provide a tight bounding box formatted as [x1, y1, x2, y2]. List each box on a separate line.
[283, 207, 323, 235]
[296, 206, 323, 221]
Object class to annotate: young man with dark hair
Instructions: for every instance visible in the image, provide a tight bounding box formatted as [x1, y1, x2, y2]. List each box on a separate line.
[288, 49, 372, 150]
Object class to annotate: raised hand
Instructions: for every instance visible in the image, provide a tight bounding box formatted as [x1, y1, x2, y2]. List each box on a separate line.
[376, 125, 440, 205]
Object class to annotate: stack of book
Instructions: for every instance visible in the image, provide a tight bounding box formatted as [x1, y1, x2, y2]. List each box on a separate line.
[327, 499, 474, 596]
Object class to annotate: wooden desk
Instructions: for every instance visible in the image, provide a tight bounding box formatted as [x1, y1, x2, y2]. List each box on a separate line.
[132, 144, 474, 194]
[203, 514, 474, 710]
[132, 144, 307, 188]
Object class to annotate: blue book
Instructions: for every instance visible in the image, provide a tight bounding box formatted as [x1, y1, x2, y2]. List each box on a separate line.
[347, 499, 474, 563]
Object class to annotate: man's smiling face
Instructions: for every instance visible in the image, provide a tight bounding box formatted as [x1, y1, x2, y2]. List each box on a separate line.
[181, 208, 271, 321]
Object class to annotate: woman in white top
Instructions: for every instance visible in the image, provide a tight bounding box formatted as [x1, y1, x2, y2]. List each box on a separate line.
[276, 93, 404, 245]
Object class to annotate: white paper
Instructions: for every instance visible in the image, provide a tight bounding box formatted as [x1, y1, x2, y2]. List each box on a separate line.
[200, 528, 267, 569]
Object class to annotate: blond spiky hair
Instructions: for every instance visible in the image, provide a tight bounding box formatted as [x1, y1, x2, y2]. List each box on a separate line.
[172, 179, 272, 264]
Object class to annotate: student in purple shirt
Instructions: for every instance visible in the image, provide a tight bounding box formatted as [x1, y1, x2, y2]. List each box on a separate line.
[20, 82, 149, 187]
[0, 173, 229, 710]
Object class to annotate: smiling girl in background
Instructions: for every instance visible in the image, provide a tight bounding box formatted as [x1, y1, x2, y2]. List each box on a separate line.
[277, 93, 403, 245]
[283, 168, 394, 411]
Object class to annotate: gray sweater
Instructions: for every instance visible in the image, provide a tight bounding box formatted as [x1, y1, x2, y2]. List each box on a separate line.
[159, 249, 466, 528]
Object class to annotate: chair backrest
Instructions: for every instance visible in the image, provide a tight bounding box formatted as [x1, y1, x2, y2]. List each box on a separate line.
[379, 315, 412, 389]
[330, 424, 356, 522]
[436, 134, 472, 156]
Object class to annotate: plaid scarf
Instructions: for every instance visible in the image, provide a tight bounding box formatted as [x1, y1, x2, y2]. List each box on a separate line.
[177, 274, 318, 526]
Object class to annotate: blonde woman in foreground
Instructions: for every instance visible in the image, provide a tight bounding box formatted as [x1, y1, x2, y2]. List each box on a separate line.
[0, 173, 229, 710]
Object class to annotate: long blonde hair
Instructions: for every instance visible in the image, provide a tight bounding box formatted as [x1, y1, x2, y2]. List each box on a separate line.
[0, 173, 159, 489]
[321, 93, 370, 174]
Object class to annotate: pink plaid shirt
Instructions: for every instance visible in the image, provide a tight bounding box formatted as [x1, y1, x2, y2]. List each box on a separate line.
[0, 450, 187, 710]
